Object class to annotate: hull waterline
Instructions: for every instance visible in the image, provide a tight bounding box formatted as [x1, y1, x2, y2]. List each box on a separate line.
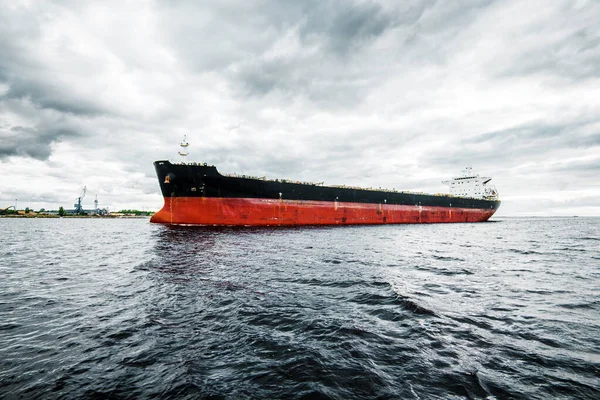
[151, 197, 497, 226]
[150, 160, 500, 226]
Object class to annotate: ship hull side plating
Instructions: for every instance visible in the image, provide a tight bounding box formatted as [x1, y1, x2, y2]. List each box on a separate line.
[150, 197, 497, 226]
[150, 160, 500, 226]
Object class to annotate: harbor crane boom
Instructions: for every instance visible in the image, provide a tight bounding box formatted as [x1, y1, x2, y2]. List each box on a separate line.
[74, 186, 86, 213]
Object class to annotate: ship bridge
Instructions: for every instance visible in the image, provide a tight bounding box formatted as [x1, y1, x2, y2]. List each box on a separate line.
[442, 166, 498, 200]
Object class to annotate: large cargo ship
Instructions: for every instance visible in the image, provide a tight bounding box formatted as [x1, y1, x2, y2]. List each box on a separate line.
[150, 141, 500, 226]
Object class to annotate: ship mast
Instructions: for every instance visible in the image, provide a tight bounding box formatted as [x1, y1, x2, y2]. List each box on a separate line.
[178, 135, 189, 163]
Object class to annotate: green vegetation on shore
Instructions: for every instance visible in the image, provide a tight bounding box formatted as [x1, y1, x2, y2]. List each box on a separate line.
[117, 209, 154, 216]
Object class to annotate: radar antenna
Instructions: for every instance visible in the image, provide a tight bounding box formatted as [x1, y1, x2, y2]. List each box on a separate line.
[178, 135, 189, 162]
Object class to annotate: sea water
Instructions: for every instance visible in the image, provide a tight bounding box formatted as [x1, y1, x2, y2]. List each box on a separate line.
[1, 217, 599, 399]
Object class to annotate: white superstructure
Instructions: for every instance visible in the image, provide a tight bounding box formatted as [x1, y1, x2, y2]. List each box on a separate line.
[442, 166, 499, 200]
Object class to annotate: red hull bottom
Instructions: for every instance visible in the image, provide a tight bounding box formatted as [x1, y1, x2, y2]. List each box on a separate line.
[150, 197, 497, 226]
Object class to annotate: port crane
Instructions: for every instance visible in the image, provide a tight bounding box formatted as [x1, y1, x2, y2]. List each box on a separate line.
[74, 186, 86, 214]
[0, 206, 15, 215]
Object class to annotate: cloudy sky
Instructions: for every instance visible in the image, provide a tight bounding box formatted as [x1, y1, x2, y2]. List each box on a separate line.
[1, 0, 599, 216]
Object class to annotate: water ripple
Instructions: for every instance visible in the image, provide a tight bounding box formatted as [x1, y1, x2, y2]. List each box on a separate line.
[0, 217, 599, 399]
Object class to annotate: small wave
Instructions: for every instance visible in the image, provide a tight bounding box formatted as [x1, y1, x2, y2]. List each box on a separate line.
[489, 306, 517, 312]
[415, 265, 473, 276]
[433, 255, 465, 262]
[515, 331, 563, 348]
[369, 280, 392, 288]
[350, 289, 436, 316]
[449, 315, 493, 330]
[216, 280, 247, 291]
[106, 329, 136, 341]
[292, 278, 387, 289]
[436, 268, 473, 276]
[0, 323, 20, 331]
[526, 289, 556, 294]
[368, 308, 404, 322]
[508, 248, 543, 255]
[351, 292, 398, 306]
[556, 247, 587, 252]
[346, 259, 374, 266]
[119, 351, 157, 368]
[396, 295, 437, 316]
[2, 216, 599, 400]
[558, 301, 597, 310]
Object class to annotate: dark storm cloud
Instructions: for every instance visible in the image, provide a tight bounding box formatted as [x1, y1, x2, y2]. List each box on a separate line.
[158, 0, 294, 71]
[0, 124, 82, 160]
[227, 0, 503, 104]
[234, 58, 375, 107]
[463, 120, 600, 148]
[499, 27, 600, 80]
[0, 5, 108, 117]
[233, 2, 402, 100]
[161, 0, 468, 103]
[422, 119, 600, 168]
[234, 59, 305, 97]
[293, 0, 492, 56]
[161, 0, 401, 68]
[548, 157, 600, 175]
[1, 79, 106, 116]
[297, 1, 399, 55]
